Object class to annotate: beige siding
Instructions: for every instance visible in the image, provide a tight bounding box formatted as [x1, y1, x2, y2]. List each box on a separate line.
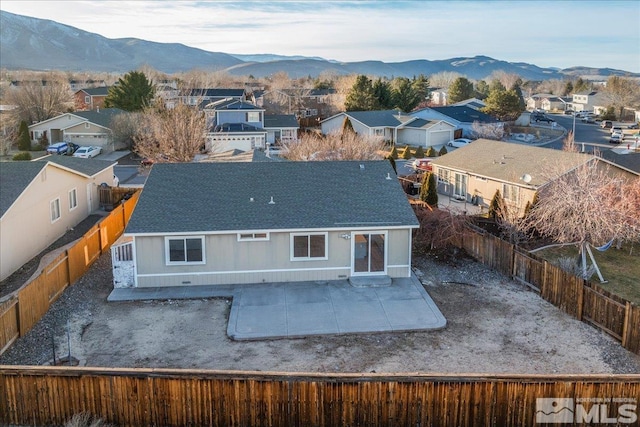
[0, 164, 110, 280]
[133, 229, 413, 287]
[65, 122, 112, 150]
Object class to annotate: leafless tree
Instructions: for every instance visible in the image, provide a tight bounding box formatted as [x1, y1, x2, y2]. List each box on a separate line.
[521, 159, 640, 279]
[110, 112, 142, 150]
[412, 205, 471, 253]
[133, 102, 208, 162]
[470, 122, 505, 140]
[281, 131, 386, 161]
[429, 72, 463, 89]
[487, 71, 523, 91]
[4, 72, 73, 125]
[601, 76, 640, 120]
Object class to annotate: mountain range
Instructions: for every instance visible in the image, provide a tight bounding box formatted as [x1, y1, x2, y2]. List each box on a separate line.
[1, 10, 637, 81]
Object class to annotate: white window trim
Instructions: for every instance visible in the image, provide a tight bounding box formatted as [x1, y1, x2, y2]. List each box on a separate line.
[237, 232, 270, 241]
[290, 232, 328, 261]
[68, 188, 78, 211]
[164, 236, 206, 266]
[50, 198, 61, 223]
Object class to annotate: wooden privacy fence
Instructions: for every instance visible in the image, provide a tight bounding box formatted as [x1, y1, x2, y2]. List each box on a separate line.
[1, 367, 639, 427]
[460, 230, 640, 356]
[0, 190, 139, 356]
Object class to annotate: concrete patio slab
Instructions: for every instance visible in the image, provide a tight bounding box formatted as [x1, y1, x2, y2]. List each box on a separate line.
[108, 274, 446, 340]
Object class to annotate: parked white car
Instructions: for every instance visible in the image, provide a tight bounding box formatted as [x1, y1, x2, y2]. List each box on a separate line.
[447, 138, 473, 148]
[73, 146, 101, 158]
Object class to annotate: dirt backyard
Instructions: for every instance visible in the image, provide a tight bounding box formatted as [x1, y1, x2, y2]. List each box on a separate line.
[1, 250, 639, 374]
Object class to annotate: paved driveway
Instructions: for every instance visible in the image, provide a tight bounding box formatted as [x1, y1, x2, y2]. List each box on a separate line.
[109, 275, 446, 340]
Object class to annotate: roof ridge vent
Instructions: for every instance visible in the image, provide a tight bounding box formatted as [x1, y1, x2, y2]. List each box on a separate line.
[269, 196, 275, 204]
[360, 164, 365, 170]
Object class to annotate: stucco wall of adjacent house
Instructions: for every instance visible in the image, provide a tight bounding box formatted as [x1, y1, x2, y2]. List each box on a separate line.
[131, 228, 412, 287]
[0, 164, 106, 281]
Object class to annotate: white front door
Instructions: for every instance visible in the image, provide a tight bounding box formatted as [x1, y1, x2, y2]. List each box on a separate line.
[352, 232, 387, 275]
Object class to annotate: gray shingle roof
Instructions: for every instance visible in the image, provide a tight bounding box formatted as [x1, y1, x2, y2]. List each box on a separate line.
[126, 161, 418, 234]
[264, 114, 299, 128]
[206, 99, 262, 111]
[37, 156, 116, 177]
[431, 139, 593, 187]
[432, 106, 499, 123]
[0, 162, 45, 217]
[0, 157, 114, 217]
[72, 108, 124, 128]
[78, 87, 109, 96]
[344, 110, 414, 127]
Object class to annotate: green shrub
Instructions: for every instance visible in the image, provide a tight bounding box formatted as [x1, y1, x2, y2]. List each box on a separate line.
[389, 145, 399, 159]
[12, 151, 32, 161]
[426, 146, 437, 157]
[414, 146, 425, 158]
[17, 120, 31, 151]
[438, 146, 448, 156]
[402, 145, 412, 160]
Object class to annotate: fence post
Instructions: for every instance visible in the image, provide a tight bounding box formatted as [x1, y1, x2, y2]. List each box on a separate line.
[576, 280, 585, 321]
[622, 301, 631, 348]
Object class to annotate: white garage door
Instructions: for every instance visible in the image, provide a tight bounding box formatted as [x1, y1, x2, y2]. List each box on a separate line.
[430, 130, 451, 146]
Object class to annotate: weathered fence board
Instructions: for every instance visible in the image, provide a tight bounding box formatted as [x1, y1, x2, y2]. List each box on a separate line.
[1, 367, 638, 427]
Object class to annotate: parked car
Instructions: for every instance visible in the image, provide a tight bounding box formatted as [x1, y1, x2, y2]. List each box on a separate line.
[447, 138, 473, 148]
[46, 142, 70, 155]
[73, 146, 101, 158]
[601, 120, 613, 129]
[581, 115, 597, 124]
[628, 123, 639, 129]
[533, 115, 555, 123]
[564, 110, 574, 115]
[610, 126, 624, 135]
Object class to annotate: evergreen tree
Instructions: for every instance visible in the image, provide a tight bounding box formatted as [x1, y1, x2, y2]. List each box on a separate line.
[448, 77, 475, 103]
[392, 77, 422, 112]
[17, 120, 30, 151]
[489, 79, 506, 93]
[389, 145, 399, 159]
[438, 145, 448, 156]
[488, 189, 504, 219]
[482, 89, 522, 121]
[426, 146, 437, 157]
[511, 83, 526, 111]
[342, 117, 355, 134]
[573, 78, 590, 93]
[564, 81, 574, 96]
[475, 80, 490, 99]
[387, 156, 397, 174]
[345, 75, 376, 111]
[412, 74, 430, 103]
[402, 145, 412, 159]
[414, 145, 425, 158]
[104, 71, 155, 112]
[372, 79, 393, 109]
[419, 172, 438, 206]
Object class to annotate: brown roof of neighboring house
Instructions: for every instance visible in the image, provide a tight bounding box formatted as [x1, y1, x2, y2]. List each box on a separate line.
[431, 139, 594, 187]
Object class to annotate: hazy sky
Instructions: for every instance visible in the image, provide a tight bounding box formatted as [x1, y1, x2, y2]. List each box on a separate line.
[2, 0, 639, 72]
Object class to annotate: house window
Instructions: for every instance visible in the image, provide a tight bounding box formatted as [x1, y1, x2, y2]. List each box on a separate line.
[437, 168, 450, 184]
[84, 123, 90, 129]
[165, 236, 205, 265]
[50, 198, 61, 222]
[503, 184, 520, 203]
[238, 232, 269, 241]
[291, 233, 327, 260]
[84, 96, 90, 103]
[374, 129, 384, 136]
[247, 111, 260, 122]
[68, 188, 78, 210]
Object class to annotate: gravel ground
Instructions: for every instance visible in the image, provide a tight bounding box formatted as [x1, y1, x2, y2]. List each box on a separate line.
[2, 249, 639, 374]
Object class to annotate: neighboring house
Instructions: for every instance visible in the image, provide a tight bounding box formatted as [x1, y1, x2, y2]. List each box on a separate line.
[429, 88, 448, 105]
[263, 89, 339, 117]
[570, 91, 608, 113]
[598, 151, 640, 177]
[0, 156, 116, 281]
[321, 110, 456, 148]
[526, 93, 554, 111]
[411, 106, 502, 139]
[263, 114, 299, 146]
[204, 98, 268, 152]
[195, 148, 282, 163]
[69, 79, 107, 91]
[451, 98, 486, 110]
[28, 108, 124, 151]
[74, 87, 109, 111]
[112, 161, 419, 288]
[321, 110, 414, 143]
[527, 94, 571, 112]
[430, 139, 595, 214]
[182, 88, 249, 106]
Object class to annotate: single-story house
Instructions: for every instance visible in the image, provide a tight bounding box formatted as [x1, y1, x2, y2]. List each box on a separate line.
[112, 160, 419, 288]
[430, 139, 595, 215]
[28, 108, 125, 151]
[0, 156, 116, 281]
[410, 106, 502, 139]
[451, 98, 486, 110]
